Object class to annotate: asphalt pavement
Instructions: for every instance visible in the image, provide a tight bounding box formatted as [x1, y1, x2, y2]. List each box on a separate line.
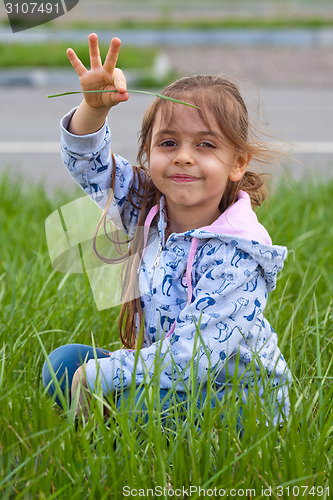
[1, 77, 332, 195]
[1, 2, 332, 195]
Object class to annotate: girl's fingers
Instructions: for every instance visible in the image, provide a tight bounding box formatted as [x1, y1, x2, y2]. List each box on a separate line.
[113, 68, 127, 93]
[88, 32, 102, 69]
[67, 35, 128, 107]
[103, 37, 122, 75]
[66, 48, 87, 77]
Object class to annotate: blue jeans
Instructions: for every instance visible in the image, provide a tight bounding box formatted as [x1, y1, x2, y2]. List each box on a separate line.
[42, 343, 111, 407]
[42, 344, 226, 418]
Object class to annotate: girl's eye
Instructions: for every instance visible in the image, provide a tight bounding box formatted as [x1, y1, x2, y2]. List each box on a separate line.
[160, 140, 177, 147]
[198, 141, 216, 149]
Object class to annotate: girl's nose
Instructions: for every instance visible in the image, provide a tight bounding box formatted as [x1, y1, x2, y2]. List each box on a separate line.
[173, 146, 195, 166]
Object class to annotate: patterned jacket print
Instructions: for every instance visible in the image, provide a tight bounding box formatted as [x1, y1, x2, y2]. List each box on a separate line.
[61, 109, 291, 413]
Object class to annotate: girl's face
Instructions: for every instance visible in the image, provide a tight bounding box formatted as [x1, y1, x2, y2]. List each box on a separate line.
[149, 105, 248, 229]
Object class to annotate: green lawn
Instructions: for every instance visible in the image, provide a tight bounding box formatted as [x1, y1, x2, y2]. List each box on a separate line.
[0, 173, 332, 498]
[2, 15, 333, 32]
[67, 17, 333, 31]
[0, 43, 157, 69]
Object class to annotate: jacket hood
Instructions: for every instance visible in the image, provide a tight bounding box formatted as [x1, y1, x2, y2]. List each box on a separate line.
[196, 190, 272, 245]
[181, 191, 288, 293]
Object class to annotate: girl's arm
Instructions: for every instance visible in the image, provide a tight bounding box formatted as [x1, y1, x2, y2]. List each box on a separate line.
[61, 34, 143, 232]
[66, 33, 129, 136]
[61, 116, 142, 234]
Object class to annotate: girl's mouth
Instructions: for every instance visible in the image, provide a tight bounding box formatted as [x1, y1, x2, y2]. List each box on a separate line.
[169, 174, 198, 183]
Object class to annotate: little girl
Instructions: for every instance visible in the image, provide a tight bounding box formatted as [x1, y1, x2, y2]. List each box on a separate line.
[43, 34, 290, 422]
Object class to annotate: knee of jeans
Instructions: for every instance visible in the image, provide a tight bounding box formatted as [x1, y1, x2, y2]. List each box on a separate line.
[42, 344, 79, 390]
[42, 359, 51, 389]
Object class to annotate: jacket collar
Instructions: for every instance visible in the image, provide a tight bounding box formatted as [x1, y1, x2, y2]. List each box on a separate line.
[156, 191, 272, 246]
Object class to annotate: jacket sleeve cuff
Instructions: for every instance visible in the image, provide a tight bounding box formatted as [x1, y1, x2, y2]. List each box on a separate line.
[60, 107, 108, 154]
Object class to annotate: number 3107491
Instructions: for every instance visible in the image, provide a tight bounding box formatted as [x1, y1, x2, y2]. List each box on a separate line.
[5, 2, 61, 15]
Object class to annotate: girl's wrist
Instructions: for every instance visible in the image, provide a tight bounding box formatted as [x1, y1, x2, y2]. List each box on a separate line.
[68, 100, 111, 136]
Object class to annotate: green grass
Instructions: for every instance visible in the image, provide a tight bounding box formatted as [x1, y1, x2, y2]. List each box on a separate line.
[2, 15, 333, 31]
[66, 17, 333, 31]
[0, 43, 157, 68]
[0, 172, 332, 498]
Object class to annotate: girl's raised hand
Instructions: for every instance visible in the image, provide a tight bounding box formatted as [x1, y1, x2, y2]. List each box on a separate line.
[67, 33, 129, 110]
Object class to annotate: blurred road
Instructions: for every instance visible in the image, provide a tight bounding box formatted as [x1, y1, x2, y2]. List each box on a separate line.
[1, 31, 333, 194]
[1, 0, 332, 194]
[1, 80, 332, 194]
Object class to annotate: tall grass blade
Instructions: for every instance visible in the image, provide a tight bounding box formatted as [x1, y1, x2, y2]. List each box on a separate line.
[47, 89, 200, 108]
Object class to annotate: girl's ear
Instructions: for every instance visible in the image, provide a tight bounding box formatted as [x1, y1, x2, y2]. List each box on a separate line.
[229, 154, 251, 182]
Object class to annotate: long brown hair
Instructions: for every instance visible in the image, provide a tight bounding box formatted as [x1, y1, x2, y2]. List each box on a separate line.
[93, 75, 281, 348]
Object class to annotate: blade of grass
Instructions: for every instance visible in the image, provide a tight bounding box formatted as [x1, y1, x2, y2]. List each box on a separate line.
[47, 89, 200, 108]
[313, 294, 323, 428]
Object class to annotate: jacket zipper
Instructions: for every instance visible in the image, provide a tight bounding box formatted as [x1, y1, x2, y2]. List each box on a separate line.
[153, 244, 164, 268]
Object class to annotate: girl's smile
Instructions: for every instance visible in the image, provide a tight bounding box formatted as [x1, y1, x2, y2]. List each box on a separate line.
[169, 173, 199, 183]
[149, 106, 248, 233]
